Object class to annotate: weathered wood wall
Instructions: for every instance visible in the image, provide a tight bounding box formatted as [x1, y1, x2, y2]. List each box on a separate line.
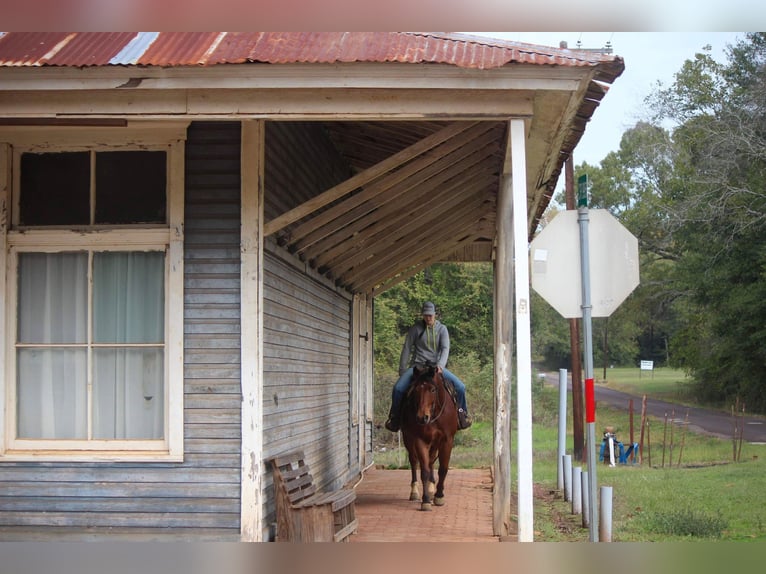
[0, 120, 364, 540]
[260, 121, 358, 538]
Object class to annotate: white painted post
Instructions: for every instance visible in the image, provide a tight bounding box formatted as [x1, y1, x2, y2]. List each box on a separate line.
[563, 454, 572, 502]
[572, 467, 582, 515]
[240, 120, 265, 541]
[557, 368, 568, 491]
[599, 486, 613, 542]
[511, 118, 534, 542]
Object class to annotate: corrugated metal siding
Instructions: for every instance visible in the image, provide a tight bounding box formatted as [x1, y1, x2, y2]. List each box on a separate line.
[0, 32, 624, 80]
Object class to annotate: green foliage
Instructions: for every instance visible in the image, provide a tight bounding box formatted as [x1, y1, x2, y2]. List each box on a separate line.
[558, 34, 766, 413]
[373, 263, 496, 423]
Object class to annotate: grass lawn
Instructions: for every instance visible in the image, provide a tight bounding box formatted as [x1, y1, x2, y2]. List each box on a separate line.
[597, 366, 693, 401]
[372, 382, 766, 541]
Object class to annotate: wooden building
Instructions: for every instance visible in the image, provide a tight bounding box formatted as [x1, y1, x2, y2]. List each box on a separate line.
[0, 32, 623, 541]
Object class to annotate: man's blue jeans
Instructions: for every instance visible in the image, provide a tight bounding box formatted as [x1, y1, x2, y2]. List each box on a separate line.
[390, 367, 467, 416]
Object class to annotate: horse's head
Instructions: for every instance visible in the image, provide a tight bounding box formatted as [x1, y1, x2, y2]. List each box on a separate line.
[410, 363, 443, 425]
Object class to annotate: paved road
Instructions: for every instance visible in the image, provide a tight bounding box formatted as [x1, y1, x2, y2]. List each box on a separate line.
[542, 372, 766, 444]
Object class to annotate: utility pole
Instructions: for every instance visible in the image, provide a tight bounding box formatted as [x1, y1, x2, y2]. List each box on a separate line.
[565, 157, 585, 462]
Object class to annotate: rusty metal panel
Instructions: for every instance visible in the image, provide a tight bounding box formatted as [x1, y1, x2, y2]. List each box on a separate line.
[0, 32, 625, 81]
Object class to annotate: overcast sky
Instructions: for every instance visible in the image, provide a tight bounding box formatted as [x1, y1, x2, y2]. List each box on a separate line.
[471, 32, 744, 167]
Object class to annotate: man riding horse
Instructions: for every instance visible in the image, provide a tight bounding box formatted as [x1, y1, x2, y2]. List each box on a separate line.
[385, 301, 472, 432]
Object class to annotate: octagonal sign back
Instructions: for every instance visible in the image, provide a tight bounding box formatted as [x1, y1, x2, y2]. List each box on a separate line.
[530, 209, 639, 318]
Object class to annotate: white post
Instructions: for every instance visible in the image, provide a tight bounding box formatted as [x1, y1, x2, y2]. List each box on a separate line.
[557, 368, 568, 491]
[563, 454, 572, 502]
[240, 120, 265, 541]
[572, 467, 582, 515]
[599, 486, 613, 542]
[511, 118, 534, 541]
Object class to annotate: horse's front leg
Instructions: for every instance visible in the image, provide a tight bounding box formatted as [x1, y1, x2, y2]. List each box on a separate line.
[404, 436, 421, 501]
[415, 443, 434, 511]
[434, 438, 454, 506]
[409, 459, 420, 502]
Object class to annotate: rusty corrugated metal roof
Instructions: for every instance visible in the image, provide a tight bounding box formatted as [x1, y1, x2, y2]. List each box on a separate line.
[0, 31, 623, 80]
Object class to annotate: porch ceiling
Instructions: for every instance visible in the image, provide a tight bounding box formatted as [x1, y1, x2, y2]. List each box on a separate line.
[265, 119, 506, 295]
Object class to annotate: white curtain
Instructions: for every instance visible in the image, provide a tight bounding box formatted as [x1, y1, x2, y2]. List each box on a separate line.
[17, 252, 88, 439]
[17, 251, 165, 440]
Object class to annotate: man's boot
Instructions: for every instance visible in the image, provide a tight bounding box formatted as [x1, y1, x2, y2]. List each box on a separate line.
[384, 407, 400, 432]
[457, 408, 472, 430]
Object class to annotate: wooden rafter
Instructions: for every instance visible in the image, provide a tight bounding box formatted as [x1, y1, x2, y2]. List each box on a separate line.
[287, 122, 498, 252]
[263, 121, 479, 237]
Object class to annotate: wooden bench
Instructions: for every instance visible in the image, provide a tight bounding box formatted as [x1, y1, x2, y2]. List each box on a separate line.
[268, 450, 358, 542]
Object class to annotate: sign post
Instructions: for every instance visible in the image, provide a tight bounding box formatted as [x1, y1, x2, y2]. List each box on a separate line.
[530, 173, 640, 542]
[577, 186, 599, 542]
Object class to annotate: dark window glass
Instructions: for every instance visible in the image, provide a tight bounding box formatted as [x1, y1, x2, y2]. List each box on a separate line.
[20, 152, 90, 225]
[95, 151, 166, 224]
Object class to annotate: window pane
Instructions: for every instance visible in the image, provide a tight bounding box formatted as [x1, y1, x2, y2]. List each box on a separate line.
[18, 252, 88, 344]
[93, 251, 165, 343]
[93, 348, 164, 439]
[20, 152, 90, 225]
[95, 151, 166, 224]
[17, 348, 87, 439]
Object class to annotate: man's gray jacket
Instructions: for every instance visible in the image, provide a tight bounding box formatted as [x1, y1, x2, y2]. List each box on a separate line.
[398, 319, 450, 376]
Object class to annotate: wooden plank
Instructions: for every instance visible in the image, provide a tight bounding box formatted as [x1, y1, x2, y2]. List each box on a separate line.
[328, 169, 497, 276]
[0, 511, 240, 529]
[0, 481, 237, 498]
[0, 526, 241, 542]
[342, 196, 490, 287]
[263, 122, 478, 236]
[0, 496, 240, 513]
[0, 143, 8, 456]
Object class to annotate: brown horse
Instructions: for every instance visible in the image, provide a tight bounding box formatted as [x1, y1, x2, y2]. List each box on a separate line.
[401, 363, 458, 511]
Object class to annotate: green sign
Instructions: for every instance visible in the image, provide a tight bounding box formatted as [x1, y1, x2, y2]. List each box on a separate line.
[577, 174, 588, 207]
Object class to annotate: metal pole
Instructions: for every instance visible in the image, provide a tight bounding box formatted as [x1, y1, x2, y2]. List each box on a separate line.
[599, 486, 613, 542]
[578, 197, 599, 541]
[563, 454, 572, 502]
[557, 368, 568, 491]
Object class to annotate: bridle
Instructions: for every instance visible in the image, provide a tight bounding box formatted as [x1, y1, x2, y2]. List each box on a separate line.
[411, 374, 448, 425]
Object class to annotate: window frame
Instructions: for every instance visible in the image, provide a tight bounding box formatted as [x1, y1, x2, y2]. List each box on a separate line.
[0, 123, 187, 462]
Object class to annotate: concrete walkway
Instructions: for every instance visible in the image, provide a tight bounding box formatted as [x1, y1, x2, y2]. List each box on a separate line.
[349, 467, 503, 542]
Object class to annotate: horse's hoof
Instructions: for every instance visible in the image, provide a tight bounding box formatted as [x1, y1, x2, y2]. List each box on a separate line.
[434, 496, 445, 507]
[409, 493, 420, 501]
[420, 502, 433, 511]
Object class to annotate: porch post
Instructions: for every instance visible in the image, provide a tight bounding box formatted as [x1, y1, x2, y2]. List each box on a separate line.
[240, 120, 265, 541]
[493, 126, 513, 537]
[510, 118, 534, 541]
